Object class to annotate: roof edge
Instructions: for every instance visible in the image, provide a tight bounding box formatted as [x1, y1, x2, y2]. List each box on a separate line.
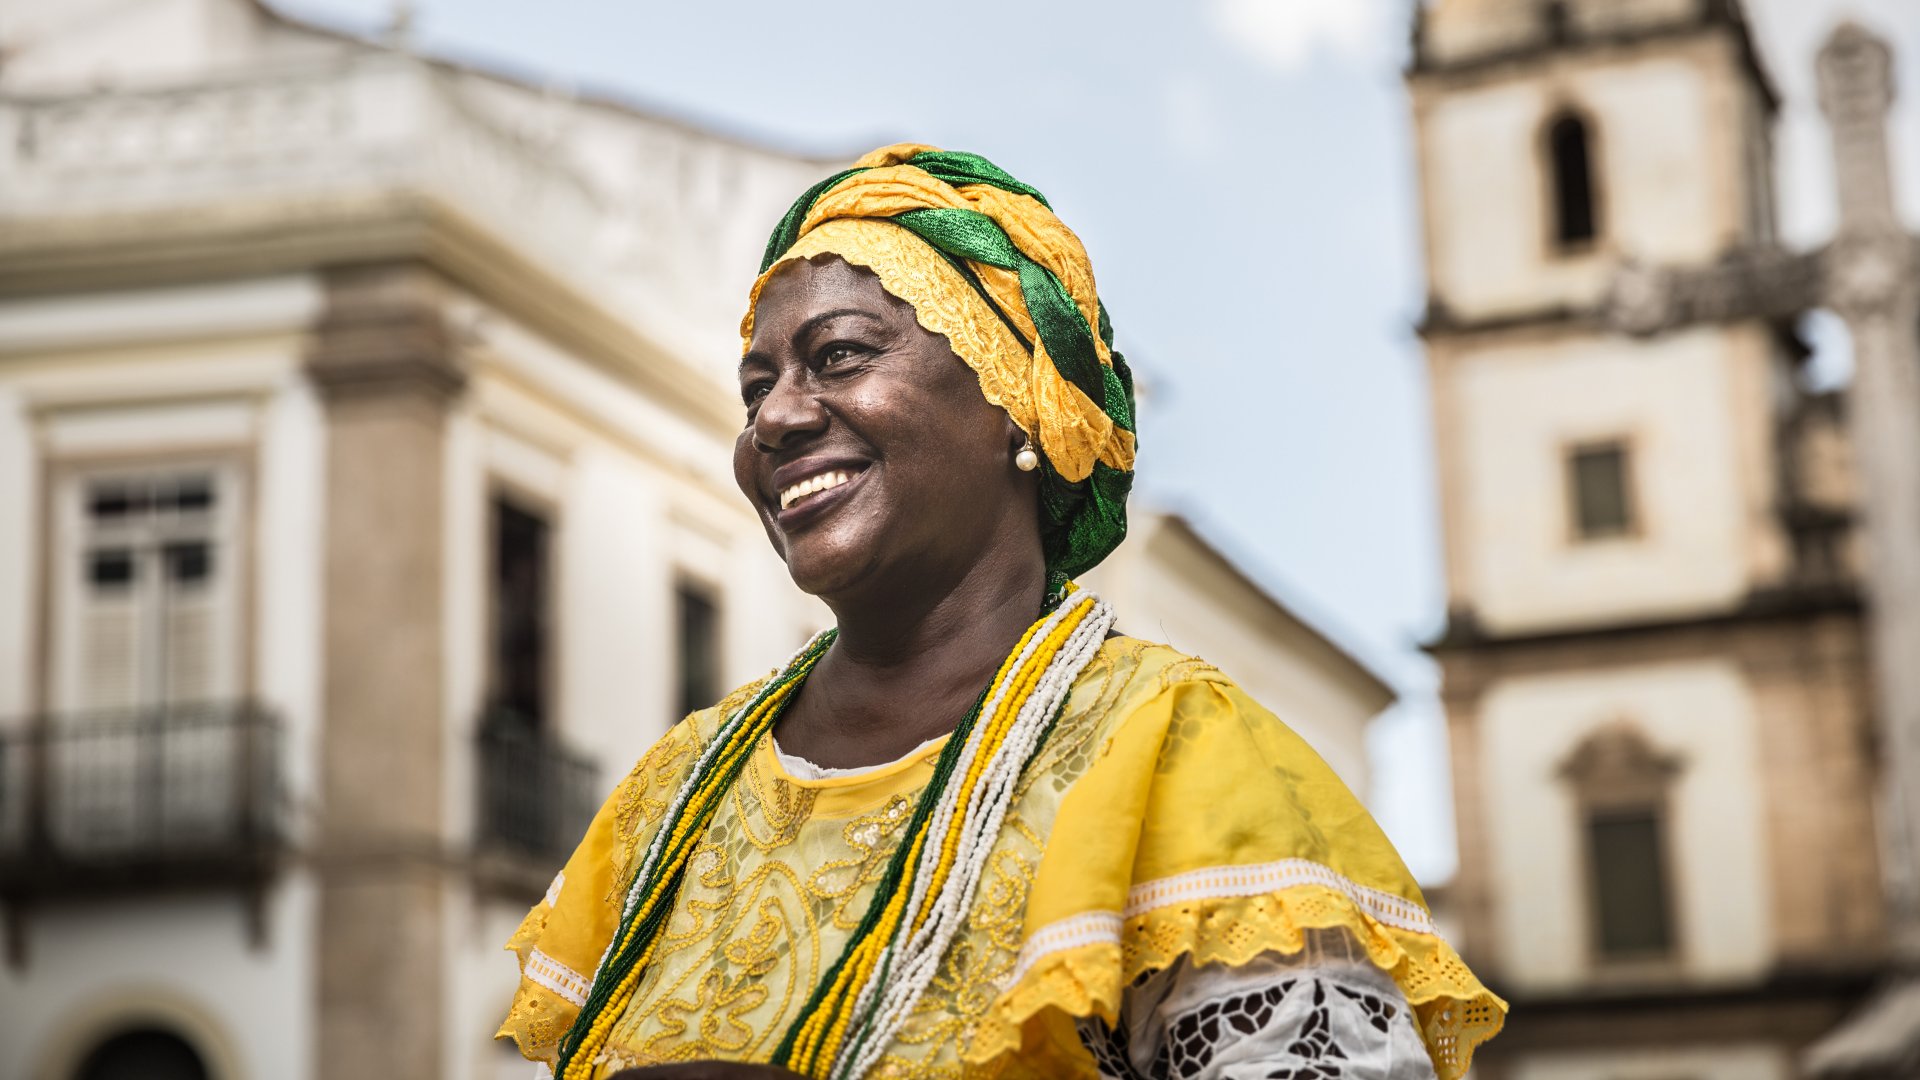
[1149, 511, 1403, 710]
[250, 0, 861, 165]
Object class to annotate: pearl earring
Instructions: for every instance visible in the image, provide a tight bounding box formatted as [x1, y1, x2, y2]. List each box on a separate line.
[1015, 438, 1040, 472]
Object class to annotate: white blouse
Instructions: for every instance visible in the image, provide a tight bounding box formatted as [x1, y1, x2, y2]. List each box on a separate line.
[1076, 928, 1439, 1080]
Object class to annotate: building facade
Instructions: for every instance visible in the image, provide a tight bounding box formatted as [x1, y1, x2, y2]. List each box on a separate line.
[1409, 1, 1906, 1077]
[0, 3, 1398, 1079]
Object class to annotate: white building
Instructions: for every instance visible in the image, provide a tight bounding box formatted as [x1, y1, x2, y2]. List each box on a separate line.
[0, 3, 1397, 1079]
[1409, 1, 1917, 1077]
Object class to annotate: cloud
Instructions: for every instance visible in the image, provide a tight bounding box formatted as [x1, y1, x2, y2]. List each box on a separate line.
[1208, 0, 1395, 71]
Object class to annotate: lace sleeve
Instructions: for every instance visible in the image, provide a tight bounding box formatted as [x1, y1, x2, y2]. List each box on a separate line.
[1076, 928, 1439, 1080]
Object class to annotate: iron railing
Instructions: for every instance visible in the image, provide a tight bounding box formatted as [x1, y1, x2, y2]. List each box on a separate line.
[0, 702, 286, 897]
[475, 719, 598, 865]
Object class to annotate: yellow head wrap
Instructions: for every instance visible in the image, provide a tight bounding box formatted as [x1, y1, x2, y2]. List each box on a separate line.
[743, 144, 1137, 581]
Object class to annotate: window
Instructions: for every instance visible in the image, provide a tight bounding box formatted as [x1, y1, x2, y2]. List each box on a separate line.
[1561, 723, 1683, 964]
[77, 1027, 209, 1080]
[1542, 0, 1572, 44]
[487, 497, 551, 733]
[58, 468, 235, 711]
[1586, 808, 1675, 957]
[1546, 110, 1599, 248]
[676, 580, 721, 717]
[1568, 441, 1634, 540]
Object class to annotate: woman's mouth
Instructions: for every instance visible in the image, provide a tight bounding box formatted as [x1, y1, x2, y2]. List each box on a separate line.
[779, 468, 857, 510]
[773, 464, 870, 525]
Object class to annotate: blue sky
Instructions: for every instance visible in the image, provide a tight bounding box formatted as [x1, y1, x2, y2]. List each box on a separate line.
[288, 0, 1920, 883]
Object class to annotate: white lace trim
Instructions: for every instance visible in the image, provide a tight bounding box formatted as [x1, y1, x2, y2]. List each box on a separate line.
[1007, 859, 1433, 986]
[1080, 943, 1439, 1080]
[544, 869, 565, 909]
[1125, 858, 1433, 932]
[527, 947, 591, 1007]
[1006, 911, 1123, 986]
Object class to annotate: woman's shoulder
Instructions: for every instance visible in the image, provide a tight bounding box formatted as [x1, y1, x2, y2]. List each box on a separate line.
[1070, 635, 1240, 722]
[1093, 634, 1233, 684]
[1066, 636, 1339, 803]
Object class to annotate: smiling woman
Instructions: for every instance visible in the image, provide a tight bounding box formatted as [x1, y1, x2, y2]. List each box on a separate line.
[496, 145, 1504, 1080]
[735, 257, 1036, 628]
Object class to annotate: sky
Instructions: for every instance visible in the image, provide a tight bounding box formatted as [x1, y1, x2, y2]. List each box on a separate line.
[286, 0, 1920, 883]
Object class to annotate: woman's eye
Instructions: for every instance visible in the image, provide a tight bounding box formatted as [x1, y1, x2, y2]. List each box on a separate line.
[820, 343, 864, 368]
[742, 381, 772, 407]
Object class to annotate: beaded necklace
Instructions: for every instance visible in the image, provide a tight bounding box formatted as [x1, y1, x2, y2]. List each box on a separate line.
[554, 586, 1116, 1079]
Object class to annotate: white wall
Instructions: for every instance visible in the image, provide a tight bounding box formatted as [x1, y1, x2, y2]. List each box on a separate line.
[1514, 1041, 1790, 1080]
[1425, 0, 1710, 69]
[0, 280, 326, 1080]
[252, 369, 328, 844]
[1480, 659, 1774, 991]
[1445, 325, 1784, 633]
[0, 880, 318, 1080]
[0, 384, 34, 717]
[1420, 50, 1742, 320]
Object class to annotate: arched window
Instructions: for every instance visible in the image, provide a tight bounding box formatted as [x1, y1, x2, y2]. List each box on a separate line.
[1560, 723, 1682, 962]
[1546, 110, 1599, 248]
[76, 1028, 209, 1080]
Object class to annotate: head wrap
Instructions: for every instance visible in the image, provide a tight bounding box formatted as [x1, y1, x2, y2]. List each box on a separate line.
[743, 143, 1137, 583]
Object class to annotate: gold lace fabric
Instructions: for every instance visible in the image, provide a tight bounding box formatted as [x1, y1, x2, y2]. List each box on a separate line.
[740, 215, 1135, 486]
[498, 641, 1505, 1078]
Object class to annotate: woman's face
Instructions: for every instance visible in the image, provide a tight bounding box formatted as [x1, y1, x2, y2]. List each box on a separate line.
[735, 255, 1033, 600]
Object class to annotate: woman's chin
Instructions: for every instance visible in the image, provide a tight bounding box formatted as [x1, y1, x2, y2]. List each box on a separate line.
[778, 536, 881, 600]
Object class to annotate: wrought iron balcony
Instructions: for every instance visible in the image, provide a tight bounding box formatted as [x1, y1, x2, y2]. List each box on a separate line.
[0, 702, 287, 900]
[474, 717, 599, 870]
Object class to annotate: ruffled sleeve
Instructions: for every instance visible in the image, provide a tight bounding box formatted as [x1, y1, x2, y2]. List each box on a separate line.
[496, 715, 711, 1064]
[969, 665, 1505, 1079]
[1077, 929, 1441, 1080]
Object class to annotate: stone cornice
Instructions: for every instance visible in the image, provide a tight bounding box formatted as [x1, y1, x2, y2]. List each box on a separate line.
[1605, 246, 1827, 337]
[1489, 961, 1881, 1015]
[1426, 584, 1864, 660]
[0, 193, 741, 436]
[1417, 300, 1605, 341]
[1408, 2, 1780, 114]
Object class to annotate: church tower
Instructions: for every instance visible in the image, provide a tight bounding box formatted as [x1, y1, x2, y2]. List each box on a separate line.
[1408, 1, 1888, 1076]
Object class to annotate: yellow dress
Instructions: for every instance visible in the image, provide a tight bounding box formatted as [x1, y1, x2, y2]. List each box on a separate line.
[499, 638, 1505, 1078]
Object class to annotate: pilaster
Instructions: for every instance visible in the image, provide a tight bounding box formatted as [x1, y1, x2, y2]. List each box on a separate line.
[307, 262, 465, 1080]
[1817, 23, 1920, 962]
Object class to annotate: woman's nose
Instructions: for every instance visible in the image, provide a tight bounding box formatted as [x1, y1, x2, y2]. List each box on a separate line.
[752, 374, 829, 452]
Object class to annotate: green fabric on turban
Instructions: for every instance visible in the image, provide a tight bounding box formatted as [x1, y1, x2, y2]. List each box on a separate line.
[743, 144, 1137, 584]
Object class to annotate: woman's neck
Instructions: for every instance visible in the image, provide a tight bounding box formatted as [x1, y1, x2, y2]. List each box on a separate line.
[776, 550, 1047, 770]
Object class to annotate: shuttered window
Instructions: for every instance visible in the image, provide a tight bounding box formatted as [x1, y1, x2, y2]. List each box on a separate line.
[59, 468, 238, 712]
[1588, 807, 1675, 958]
[1568, 441, 1635, 540]
[676, 581, 721, 718]
[487, 497, 552, 733]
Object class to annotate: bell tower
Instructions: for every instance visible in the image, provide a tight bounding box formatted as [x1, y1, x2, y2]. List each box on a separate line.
[1409, 1, 1886, 1076]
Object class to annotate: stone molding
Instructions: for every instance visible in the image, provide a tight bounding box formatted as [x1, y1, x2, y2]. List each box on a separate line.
[0, 194, 740, 435]
[1409, 3, 1779, 115]
[305, 263, 465, 405]
[1605, 247, 1823, 337]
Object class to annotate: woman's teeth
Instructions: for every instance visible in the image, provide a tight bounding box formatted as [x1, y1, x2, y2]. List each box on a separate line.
[779, 469, 854, 511]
